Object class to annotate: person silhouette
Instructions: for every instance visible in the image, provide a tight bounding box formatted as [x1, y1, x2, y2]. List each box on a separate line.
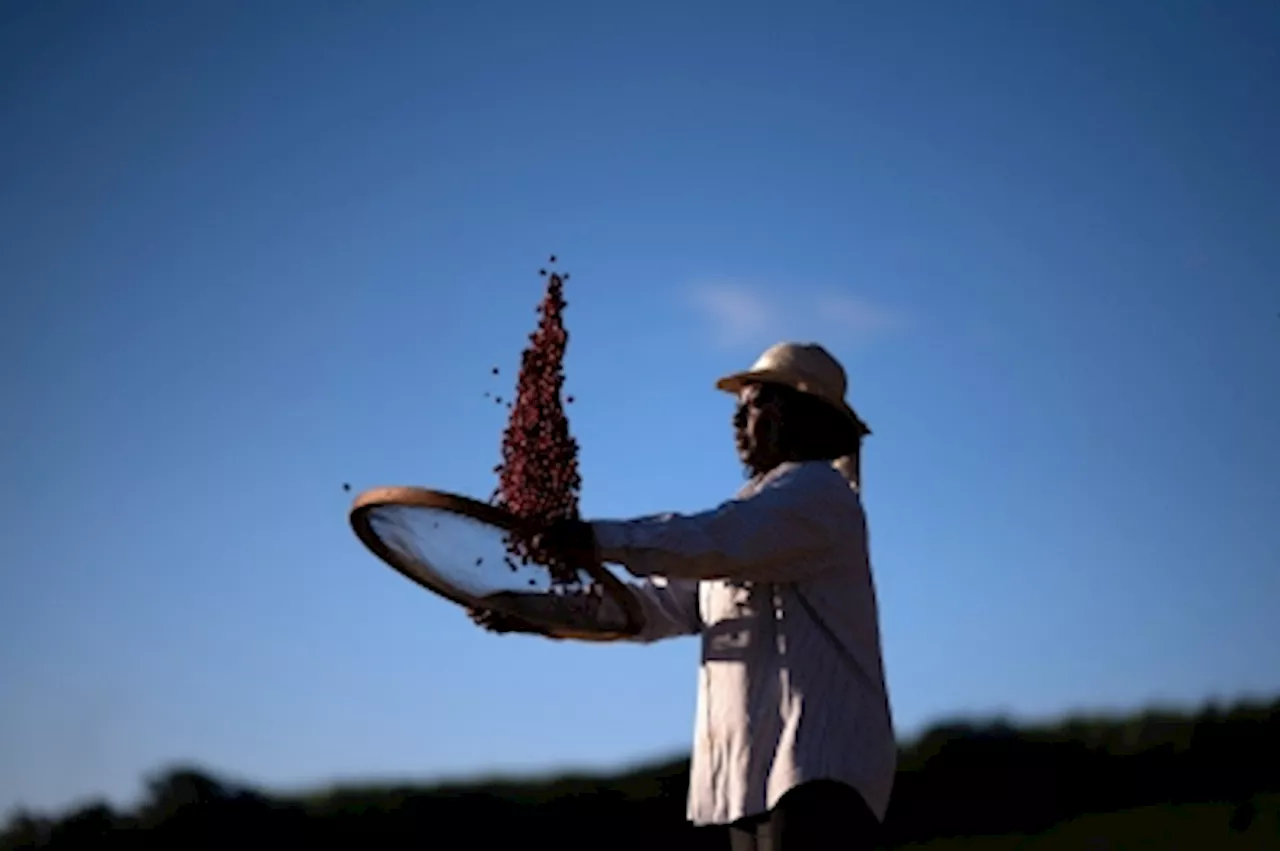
[473, 342, 895, 851]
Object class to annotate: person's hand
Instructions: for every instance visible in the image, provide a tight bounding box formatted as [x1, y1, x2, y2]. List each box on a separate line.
[532, 518, 599, 568]
[467, 607, 563, 640]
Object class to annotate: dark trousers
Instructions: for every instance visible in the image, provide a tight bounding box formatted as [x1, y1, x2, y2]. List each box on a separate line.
[727, 780, 882, 851]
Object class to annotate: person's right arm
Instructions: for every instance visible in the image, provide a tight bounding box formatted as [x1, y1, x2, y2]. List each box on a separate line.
[625, 576, 702, 642]
[469, 577, 701, 642]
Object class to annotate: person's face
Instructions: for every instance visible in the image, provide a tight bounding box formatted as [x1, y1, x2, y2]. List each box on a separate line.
[733, 383, 787, 473]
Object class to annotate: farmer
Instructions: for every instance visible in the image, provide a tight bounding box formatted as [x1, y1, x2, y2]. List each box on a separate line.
[472, 342, 896, 851]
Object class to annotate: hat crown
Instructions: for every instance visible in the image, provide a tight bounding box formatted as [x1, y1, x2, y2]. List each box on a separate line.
[750, 342, 848, 400]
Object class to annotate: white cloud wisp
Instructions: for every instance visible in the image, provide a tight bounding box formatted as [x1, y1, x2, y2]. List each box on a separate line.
[689, 280, 905, 352]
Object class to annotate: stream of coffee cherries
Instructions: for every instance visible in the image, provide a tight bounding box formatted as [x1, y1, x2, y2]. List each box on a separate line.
[489, 257, 590, 591]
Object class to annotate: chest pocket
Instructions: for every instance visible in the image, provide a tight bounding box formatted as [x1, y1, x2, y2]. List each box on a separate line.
[701, 579, 758, 623]
[700, 580, 769, 660]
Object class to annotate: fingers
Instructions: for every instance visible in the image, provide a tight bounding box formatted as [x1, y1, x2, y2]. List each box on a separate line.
[468, 608, 538, 635]
[468, 604, 570, 641]
[468, 609, 505, 631]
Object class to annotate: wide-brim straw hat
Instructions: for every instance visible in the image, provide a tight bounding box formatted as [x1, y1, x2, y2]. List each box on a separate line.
[715, 342, 871, 437]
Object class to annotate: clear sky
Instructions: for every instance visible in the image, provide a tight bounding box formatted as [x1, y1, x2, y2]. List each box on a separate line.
[2, 0, 1278, 819]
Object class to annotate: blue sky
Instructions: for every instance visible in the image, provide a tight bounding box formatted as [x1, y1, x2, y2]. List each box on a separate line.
[2, 0, 1278, 819]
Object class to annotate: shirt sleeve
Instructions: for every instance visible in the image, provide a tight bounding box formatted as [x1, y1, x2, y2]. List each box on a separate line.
[625, 577, 702, 642]
[590, 464, 853, 583]
[479, 581, 699, 642]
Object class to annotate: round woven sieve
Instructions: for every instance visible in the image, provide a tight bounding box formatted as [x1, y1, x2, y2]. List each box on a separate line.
[349, 486, 642, 641]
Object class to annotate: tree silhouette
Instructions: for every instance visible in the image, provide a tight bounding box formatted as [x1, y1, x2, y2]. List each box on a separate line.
[3, 696, 1278, 850]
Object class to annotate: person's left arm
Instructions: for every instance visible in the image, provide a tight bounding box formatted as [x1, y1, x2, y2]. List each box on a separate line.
[589, 464, 857, 583]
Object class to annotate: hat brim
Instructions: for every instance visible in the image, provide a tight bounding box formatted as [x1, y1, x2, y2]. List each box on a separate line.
[716, 369, 871, 436]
